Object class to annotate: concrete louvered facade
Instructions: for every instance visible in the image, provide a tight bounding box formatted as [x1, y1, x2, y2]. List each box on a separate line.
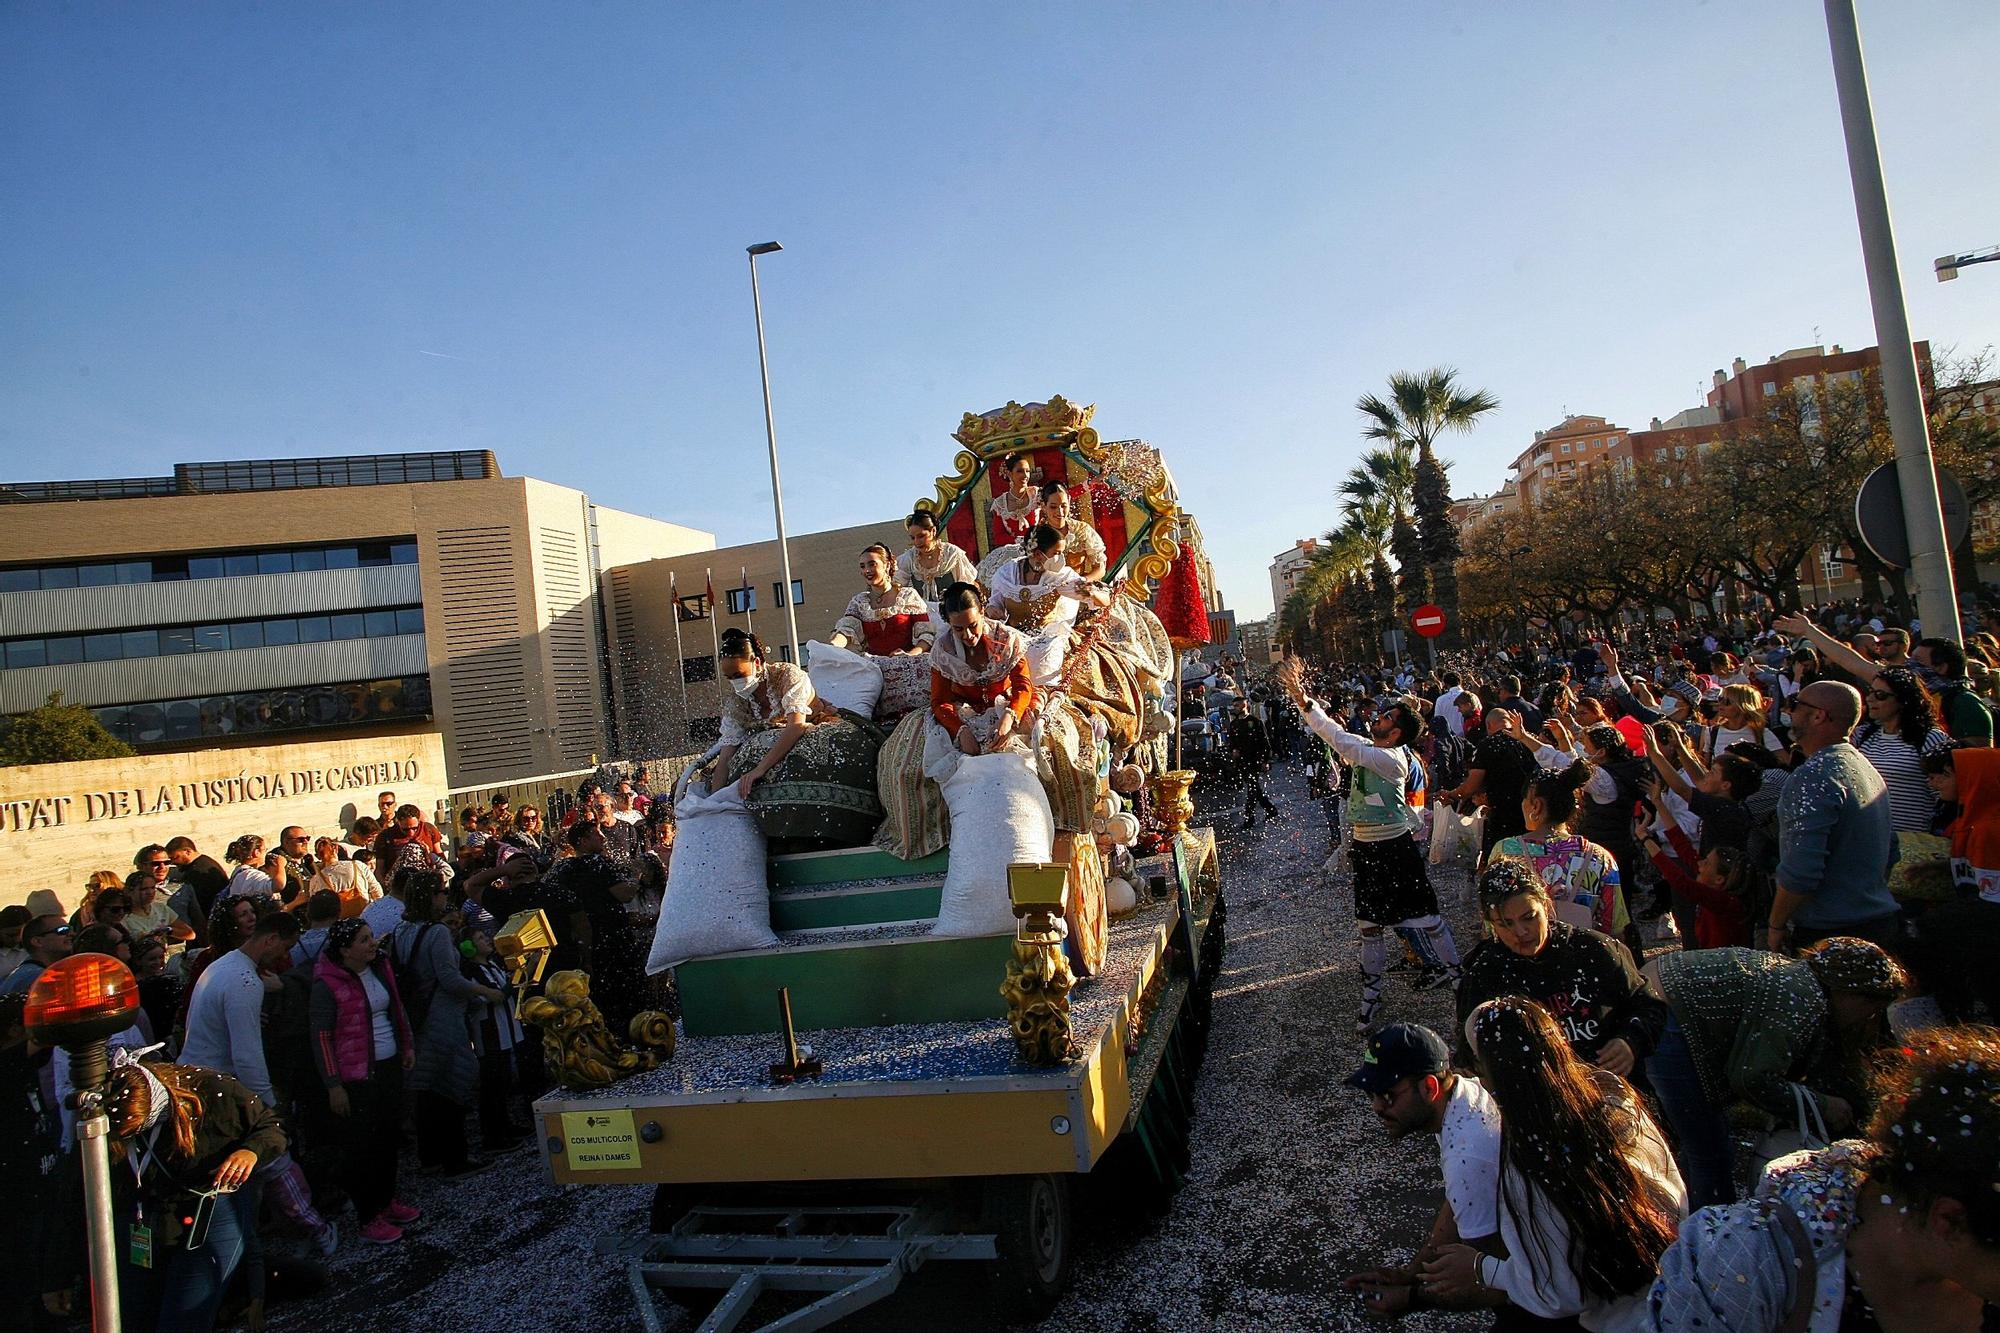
[0, 459, 712, 786]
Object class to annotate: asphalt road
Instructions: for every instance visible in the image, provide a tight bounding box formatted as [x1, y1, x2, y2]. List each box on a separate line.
[270, 757, 1484, 1333]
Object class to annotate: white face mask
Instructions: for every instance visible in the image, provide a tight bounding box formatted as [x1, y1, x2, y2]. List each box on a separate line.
[730, 669, 762, 697]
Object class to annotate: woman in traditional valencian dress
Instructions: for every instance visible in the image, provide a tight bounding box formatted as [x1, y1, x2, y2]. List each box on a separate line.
[1037, 479, 1107, 580]
[987, 524, 1108, 686]
[895, 508, 979, 609]
[829, 544, 931, 657]
[708, 629, 883, 851]
[976, 453, 1044, 587]
[987, 453, 1041, 550]
[830, 543, 933, 724]
[875, 582, 1037, 860]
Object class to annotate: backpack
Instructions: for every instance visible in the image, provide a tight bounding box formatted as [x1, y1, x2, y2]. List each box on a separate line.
[390, 922, 440, 1029]
[1938, 682, 1997, 743]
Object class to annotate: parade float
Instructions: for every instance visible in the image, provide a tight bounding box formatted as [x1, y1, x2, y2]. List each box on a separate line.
[528, 398, 1223, 1333]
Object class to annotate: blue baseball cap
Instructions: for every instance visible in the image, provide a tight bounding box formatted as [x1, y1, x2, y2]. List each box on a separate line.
[1345, 1023, 1450, 1095]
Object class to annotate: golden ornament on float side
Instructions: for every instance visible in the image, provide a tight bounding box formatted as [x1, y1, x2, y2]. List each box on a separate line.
[998, 861, 1078, 1066]
[519, 970, 675, 1091]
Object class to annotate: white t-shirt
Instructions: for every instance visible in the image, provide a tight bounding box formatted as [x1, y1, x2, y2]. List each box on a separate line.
[1434, 686, 1467, 737]
[225, 864, 275, 898]
[1440, 1076, 1503, 1241]
[360, 967, 398, 1060]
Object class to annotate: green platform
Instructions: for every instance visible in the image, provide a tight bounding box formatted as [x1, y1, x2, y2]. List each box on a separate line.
[676, 929, 1015, 1036]
[769, 877, 945, 932]
[768, 845, 950, 889]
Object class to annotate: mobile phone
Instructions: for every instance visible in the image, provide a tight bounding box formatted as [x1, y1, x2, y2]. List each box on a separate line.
[183, 1186, 233, 1250]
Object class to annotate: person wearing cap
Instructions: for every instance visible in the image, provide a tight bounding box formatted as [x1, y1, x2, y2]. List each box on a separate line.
[1341, 1023, 1507, 1320]
[1642, 937, 1905, 1209]
[1592, 643, 1702, 743]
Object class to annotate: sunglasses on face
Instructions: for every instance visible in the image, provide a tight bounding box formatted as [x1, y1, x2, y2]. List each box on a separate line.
[28, 925, 71, 941]
[146, 860, 170, 869]
[1868, 690, 1896, 701]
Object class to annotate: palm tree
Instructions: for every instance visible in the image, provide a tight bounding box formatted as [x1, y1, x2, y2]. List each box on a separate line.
[1339, 443, 1424, 608]
[1357, 369, 1500, 649]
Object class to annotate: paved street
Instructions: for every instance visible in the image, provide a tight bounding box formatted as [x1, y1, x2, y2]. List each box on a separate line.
[273, 757, 1483, 1332]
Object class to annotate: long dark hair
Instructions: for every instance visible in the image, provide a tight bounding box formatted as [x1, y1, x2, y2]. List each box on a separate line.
[1870, 667, 1939, 748]
[1469, 997, 1681, 1303]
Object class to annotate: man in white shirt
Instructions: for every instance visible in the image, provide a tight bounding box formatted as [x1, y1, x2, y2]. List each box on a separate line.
[179, 911, 340, 1254]
[1341, 1024, 1506, 1318]
[1433, 672, 1467, 737]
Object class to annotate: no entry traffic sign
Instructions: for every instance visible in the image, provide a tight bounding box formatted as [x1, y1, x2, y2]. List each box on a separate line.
[1411, 605, 1446, 639]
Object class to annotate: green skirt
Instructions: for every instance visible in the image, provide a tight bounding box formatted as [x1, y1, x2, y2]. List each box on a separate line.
[726, 712, 885, 851]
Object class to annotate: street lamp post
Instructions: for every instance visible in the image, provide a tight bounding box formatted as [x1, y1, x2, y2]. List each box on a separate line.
[1822, 0, 1961, 642]
[746, 242, 803, 667]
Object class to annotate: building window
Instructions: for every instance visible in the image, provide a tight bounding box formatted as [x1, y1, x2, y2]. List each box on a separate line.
[0, 604, 424, 667]
[681, 655, 716, 684]
[1560, 442, 1571, 454]
[675, 594, 712, 623]
[686, 716, 723, 745]
[0, 539, 421, 592]
[1762, 381, 1777, 397]
[79, 673, 433, 747]
[726, 586, 757, 615]
[771, 579, 806, 609]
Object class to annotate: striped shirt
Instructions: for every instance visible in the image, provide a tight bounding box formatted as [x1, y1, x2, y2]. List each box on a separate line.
[1854, 723, 1951, 833]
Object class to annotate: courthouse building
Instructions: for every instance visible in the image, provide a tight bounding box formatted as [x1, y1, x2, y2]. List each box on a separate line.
[0, 451, 711, 786]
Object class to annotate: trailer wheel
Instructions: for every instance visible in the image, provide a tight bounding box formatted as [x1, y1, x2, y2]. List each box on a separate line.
[983, 1173, 1073, 1319]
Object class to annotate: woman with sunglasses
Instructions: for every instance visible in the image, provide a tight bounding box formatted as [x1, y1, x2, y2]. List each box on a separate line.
[1852, 666, 1952, 833]
[498, 803, 555, 873]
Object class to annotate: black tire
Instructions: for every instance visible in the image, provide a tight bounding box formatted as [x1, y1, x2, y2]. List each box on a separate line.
[983, 1173, 1073, 1320]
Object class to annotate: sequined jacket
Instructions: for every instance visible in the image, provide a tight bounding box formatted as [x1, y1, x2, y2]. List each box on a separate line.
[1653, 947, 1829, 1120]
[1648, 1142, 1873, 1333]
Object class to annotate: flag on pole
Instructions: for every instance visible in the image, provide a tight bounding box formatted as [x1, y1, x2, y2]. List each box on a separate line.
[705, 567, 722, 728]
[740, 565, 755, 639]
[670, 570, 691, 732]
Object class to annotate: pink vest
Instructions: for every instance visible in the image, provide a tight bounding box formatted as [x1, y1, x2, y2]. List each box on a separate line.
[312, 957, 414, 1083]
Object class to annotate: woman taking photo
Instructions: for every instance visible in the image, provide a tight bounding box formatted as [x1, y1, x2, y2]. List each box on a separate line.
[1455, 860, 1665, 1076]
[1421, 996, 1686, 1330]
[98, 1057, 286, 1332]
[391, 870, 500, 1177]
[223, 835, 292, 902]
[1650, 1026, 2000, 1333]
[309, 918, 420, 1244]
[1852, 666, 1952, 833]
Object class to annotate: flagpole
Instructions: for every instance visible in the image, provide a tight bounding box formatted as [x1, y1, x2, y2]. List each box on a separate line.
[670, 570, 691, 738]
[742, 565, 755, 641]
[706, 567, 722, 747]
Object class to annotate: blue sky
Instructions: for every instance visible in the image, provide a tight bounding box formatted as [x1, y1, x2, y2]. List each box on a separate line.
[4, 3, 1997, 621]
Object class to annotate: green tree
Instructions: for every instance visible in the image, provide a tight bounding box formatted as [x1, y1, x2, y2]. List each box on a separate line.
[1357, 368, 1500, 648]
[0, 692, 135, 767]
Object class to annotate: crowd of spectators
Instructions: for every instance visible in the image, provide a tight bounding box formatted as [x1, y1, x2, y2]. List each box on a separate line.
[1273, 602, 2000, 1330]
[0, 770, 673, 1329]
